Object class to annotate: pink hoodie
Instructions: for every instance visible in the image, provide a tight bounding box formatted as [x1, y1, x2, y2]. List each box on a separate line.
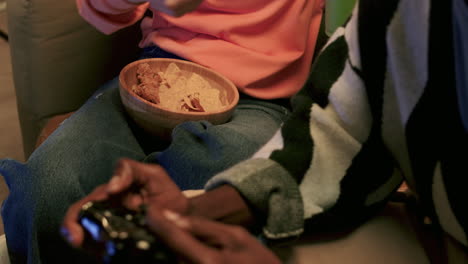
[76, 0, 324, 99]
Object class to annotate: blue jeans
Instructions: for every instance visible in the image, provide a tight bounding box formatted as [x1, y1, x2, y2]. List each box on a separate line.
[0, 47, 291, 263]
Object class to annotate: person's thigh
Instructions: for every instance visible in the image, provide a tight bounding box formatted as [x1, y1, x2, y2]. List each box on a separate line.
[1, 79, 147, 263]
[30, 78, 146, 193]
[153, 99, 290, 190]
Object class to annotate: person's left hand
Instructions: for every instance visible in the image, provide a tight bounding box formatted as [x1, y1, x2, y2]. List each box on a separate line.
[146, 207, 282, 264]
[61, 158, 189, 247]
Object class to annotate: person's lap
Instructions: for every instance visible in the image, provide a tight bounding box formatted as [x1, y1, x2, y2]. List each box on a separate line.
[0, 72, 289, 263]
[0, 79, 147, 263]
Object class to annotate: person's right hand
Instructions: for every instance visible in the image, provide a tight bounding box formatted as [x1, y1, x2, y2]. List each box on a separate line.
[128, 0, 204, 17]
[61, 158, 189, 248]
[147, 208, 282, 264]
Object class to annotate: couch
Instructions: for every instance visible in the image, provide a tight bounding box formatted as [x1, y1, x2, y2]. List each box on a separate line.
[7, 0, 141, 158]
[7, 0, 466, 263]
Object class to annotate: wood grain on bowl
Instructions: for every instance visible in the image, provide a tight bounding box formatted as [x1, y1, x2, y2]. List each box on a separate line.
[119, 58, 239, 140]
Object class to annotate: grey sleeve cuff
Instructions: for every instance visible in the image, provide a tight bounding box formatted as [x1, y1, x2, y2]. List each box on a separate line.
[205, 158, 304, 239]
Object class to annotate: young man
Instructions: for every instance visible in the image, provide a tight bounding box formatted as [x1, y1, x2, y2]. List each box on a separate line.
[62, 0, 467, 262]
[1, 0, 325, 263]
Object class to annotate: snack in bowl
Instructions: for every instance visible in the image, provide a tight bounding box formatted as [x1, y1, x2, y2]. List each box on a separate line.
[119, 58, 239, 140]
[132, 62, 224, 112]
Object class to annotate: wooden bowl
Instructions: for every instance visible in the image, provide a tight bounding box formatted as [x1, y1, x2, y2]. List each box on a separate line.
[119, 58, 239, 140]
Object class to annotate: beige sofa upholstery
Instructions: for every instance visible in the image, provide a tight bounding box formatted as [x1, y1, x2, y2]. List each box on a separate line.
[7, 0, 141, 158]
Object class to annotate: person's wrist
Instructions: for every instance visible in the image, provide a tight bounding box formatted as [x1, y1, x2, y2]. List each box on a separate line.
[186, 185, 256, 227]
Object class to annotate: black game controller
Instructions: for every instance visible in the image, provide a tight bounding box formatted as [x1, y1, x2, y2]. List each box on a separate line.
[78, 200, 176, 264]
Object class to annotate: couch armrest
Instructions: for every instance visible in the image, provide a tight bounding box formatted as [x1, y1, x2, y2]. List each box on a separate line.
[7, 0, 141, 157]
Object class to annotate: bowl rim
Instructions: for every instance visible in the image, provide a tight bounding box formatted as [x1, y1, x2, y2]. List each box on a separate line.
[119, 58, 240, 116]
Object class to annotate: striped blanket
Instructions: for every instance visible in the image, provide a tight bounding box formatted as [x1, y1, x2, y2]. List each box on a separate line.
[207, 0, 468, 249]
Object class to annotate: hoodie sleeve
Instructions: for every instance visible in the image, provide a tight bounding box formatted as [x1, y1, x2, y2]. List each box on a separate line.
[76, 0, 149, 34]
[205, 1, 404, 240]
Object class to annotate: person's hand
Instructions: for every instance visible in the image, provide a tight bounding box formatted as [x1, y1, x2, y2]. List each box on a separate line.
[128, 0, 203, 17]
[61, 158, 189, 247]
[147, 208, 282, 264]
